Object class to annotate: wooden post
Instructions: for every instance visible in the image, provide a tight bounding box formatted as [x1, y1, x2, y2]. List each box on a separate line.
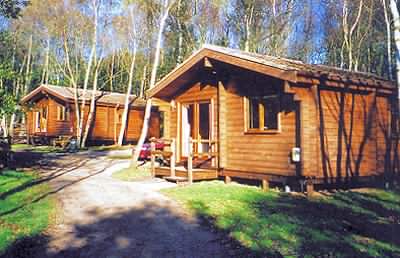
[170, 138, 176, 177]
[188, 137, 193, 184]
[225, 175, 231, 184]
[262, 179, 269, 192]
[306, 179, 315, 197]
[150, 140, 156, 177]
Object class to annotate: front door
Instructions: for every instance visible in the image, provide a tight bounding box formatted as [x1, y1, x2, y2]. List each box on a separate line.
[181, 101, 212, 158]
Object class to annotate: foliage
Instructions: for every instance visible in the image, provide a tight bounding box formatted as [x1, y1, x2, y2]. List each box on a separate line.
[0, 89, 16, 116]
[163, 181, 400, 258]
[0, 0, 28, 19]
[0, 170, 56, 254]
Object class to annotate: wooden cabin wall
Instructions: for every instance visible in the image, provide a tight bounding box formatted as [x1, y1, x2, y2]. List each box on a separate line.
[50, 98, 74, 136]
[297, 86, 392, 182]
[175, 82, 218, 160]
[126, 109, 161, 141]
[27, 96, 161, 144]
[219, 79, 297, 177]
[26, 98, 49, 135]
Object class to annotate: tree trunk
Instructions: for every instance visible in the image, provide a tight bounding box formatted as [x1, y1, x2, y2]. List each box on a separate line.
[139, 64, 147, 98]
[82, 60, 101, 148]
[110, 51, 115, 91]
[41, 36, 50, 85]
[24, 34, 33, 95]
[385, 0, 393, 80]
[77, 0, 98, 148]
[390, 0, 400, 180]
[118, 48, 137, 146]
[131, 0, 174, 167]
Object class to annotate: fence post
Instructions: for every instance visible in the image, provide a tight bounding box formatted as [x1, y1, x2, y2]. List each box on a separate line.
[188, 137, 193, 184]
[170, 138, 176, 177]
[150, 140, 156, 178]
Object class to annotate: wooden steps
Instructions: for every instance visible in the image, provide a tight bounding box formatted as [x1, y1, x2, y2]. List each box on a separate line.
[164, 176, 188, 184]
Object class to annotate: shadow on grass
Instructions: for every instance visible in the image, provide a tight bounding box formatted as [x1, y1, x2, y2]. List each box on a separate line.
[169, 184, 400, 258]
[1, 202, 234, 258]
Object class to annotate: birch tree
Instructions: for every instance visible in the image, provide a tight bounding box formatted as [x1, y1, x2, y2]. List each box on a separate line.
[117, 6, 139, 146]
[131, 0, 175, 167]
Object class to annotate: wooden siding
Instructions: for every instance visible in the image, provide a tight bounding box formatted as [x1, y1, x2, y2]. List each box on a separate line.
[26, 95, 161, 143]
[220, 79, 297, 176]
[164, 73, 394, 182]
[174, 82, 218, 161]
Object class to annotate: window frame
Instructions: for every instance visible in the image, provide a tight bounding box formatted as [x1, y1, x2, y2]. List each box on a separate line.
[57, 105, 70, 121]
[244, 95, 281, 134]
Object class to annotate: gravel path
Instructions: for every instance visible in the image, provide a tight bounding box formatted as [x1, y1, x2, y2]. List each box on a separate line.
[17, 152, 230, 258]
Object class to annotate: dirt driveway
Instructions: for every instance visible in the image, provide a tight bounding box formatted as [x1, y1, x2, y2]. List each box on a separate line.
[8, 152, 231, 258]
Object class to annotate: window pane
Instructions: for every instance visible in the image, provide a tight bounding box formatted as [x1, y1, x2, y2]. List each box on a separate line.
[249, 98, 259, 129]
[262, 96, 279, 130]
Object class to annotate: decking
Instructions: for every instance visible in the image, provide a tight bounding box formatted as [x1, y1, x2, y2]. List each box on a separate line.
[154, 166, 218, 181]
[150, 137, 219, 184]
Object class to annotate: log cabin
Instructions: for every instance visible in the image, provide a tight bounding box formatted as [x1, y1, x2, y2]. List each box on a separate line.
[148, 45, 398, 189]
[21, 84, 161, 145]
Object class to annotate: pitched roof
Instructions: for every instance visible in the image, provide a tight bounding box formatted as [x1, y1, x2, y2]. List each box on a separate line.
[21, 84, 146, 107]
[148, 45, 395, 99]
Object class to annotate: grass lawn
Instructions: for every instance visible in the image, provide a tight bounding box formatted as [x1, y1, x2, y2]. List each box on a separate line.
[107, 154, 132, 160]
[163, 181, 400, 258]
[0, 170, 56, 254]
[12, 144, 63, 153]
[112, 164, 151, 181]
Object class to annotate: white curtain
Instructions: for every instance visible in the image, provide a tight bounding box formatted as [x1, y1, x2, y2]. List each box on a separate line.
[182, 106, 190, 156]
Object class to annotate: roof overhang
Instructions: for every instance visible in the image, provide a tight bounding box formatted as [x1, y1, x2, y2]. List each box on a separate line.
[147, 47, 298, 100]
[147, 46, 396, 100]
[20, 85, 70, 104]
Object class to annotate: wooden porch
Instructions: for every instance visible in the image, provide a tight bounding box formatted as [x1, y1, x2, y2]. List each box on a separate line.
[150, 137, 219, 184]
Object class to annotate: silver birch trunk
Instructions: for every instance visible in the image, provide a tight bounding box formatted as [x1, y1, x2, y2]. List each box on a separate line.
[110, 52, 115, 91]
[78, 0, 98, 148]
[82, 60, 101, 147]
[41, 37, 50, 85]
[118, 47, 137, 146]
[390, 0, 400, 103]
[384, 0, 393, 80]
[139, 64, 147, 98]
[131, 0, 174, 167]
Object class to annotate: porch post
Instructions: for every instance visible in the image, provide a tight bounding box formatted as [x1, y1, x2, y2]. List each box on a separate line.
[170, 138, 176, 177]
[150, 140, 156, 177]
[188, 137, 193, 184]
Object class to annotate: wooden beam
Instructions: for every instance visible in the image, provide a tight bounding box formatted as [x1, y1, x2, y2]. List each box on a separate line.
[262, 179, 269, 192]
[204, 57, 213, 68]
[150, 141, 156, 177]
[187, 138, 193, 184]
[170, 138, 176, 177]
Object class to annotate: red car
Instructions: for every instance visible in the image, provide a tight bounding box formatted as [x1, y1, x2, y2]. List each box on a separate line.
[137, 141, 165, 160]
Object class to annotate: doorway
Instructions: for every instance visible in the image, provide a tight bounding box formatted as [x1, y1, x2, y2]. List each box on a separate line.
[181, 101, 212, 158]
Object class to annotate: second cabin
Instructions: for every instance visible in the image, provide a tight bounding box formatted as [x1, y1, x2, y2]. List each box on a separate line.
[148, 45, 397, 189]
[21, 84, 161, 145]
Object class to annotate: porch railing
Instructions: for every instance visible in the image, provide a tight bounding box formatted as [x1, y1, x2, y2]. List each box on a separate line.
[150, 137, 218, 184]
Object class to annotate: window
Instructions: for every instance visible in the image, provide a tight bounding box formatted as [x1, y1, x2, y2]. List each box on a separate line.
[247, 95, 280, 132]
[57, 105, 70, 121]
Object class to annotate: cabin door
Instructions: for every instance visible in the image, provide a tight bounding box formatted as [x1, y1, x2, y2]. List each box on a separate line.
[181, 101, 212, 158]
[35, 107, 48, 133]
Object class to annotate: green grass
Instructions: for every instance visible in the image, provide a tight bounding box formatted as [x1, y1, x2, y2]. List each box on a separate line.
[112, 165, 151, 181]
[0, 170, 56, 254]
[12, 144, 63, 153]
[163, 181, 400, 258]
[107, 154, 132, 160]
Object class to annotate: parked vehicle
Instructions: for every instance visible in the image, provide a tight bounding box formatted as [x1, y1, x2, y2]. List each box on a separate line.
[136, 141, 165, 160]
